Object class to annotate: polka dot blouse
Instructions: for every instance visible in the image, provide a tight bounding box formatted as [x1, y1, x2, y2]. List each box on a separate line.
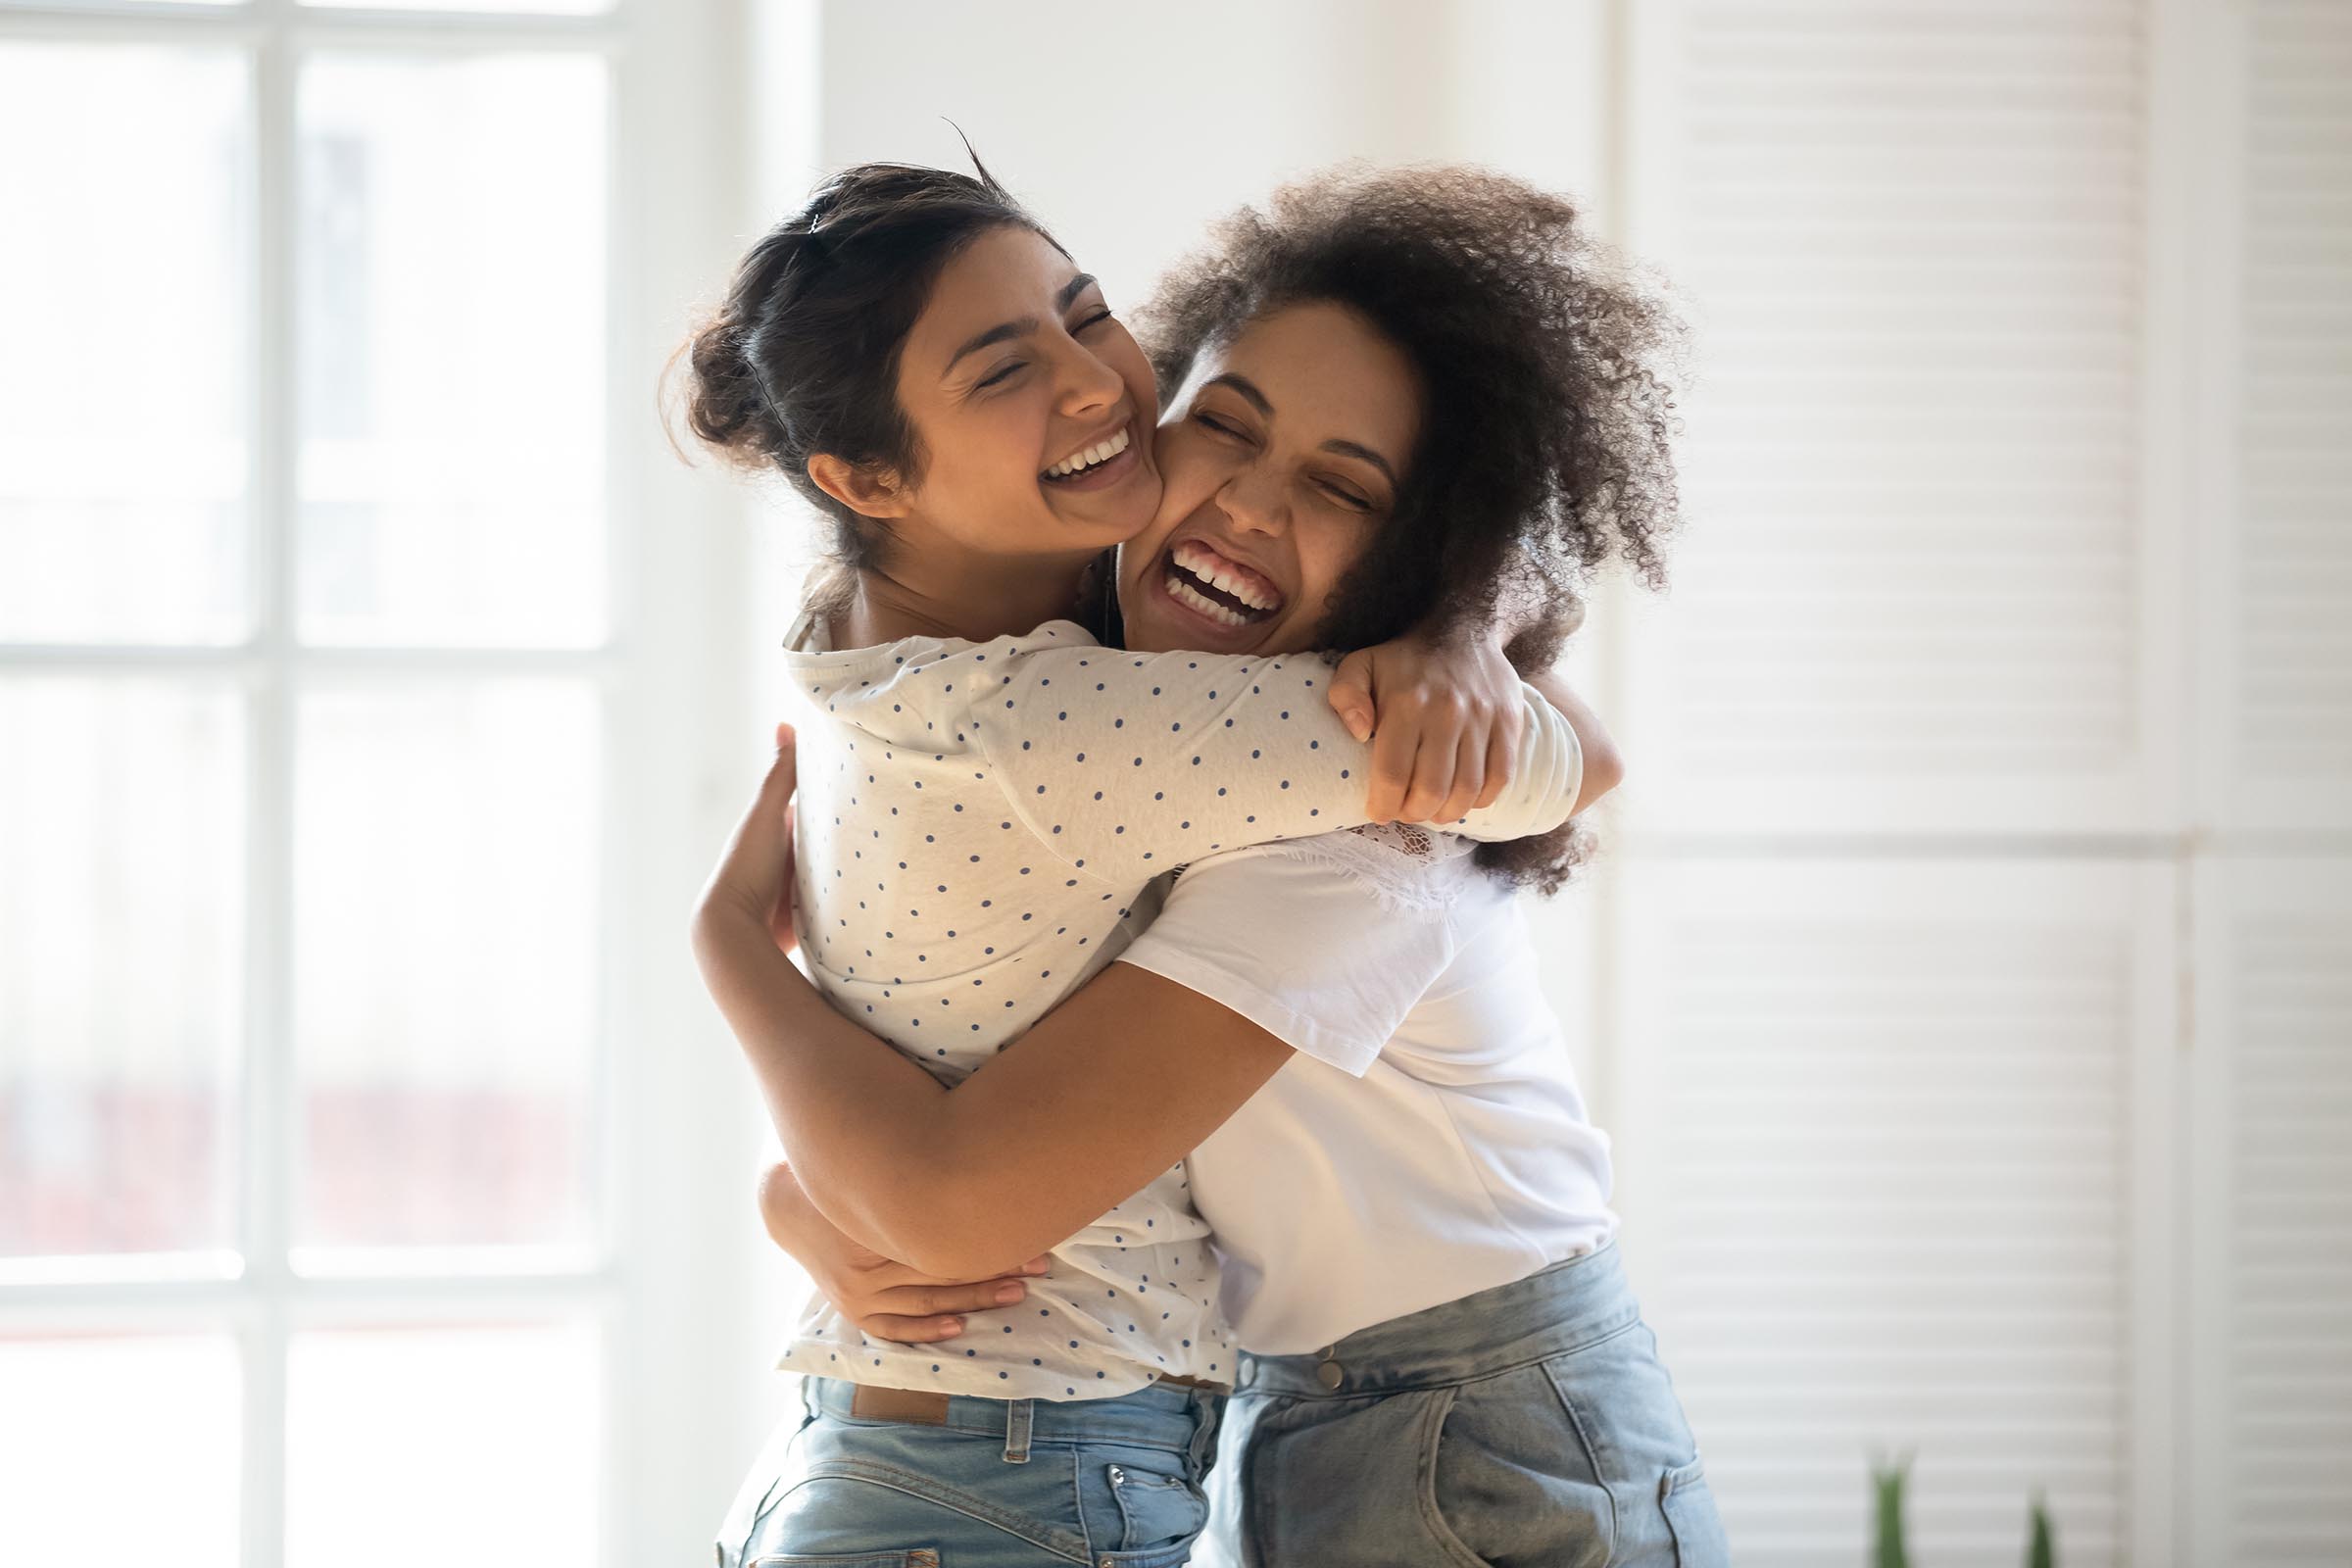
[768, 610, 1583, 1401]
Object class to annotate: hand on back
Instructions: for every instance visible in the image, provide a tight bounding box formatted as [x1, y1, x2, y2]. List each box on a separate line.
[757, 1159, 1049, 1346]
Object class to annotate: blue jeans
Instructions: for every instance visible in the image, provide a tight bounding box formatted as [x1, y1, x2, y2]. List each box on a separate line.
[1201, 1244, 1730, 1567]
[717, 1375, 1225, 1568]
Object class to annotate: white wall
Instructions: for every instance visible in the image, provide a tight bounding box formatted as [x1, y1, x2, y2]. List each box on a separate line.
[802, 0, 1610, 325]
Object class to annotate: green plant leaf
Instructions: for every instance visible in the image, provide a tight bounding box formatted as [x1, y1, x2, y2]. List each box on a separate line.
[1871, 1454, 1913, 1568]
[2026, 1491, 2056, 1568]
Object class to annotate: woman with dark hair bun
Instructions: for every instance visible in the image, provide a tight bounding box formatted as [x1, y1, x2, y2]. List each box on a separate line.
[675, 160, 1162, 628]
[686, 160, 1613, 1564]
[699, 163, 1727, 1563]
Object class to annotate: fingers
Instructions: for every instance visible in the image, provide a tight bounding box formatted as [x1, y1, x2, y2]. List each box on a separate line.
[1475, 719, 1512, 813]
[1396, 738, 1447, 822]
[1435, 727, 1486, 826]
[1363, 721, 1410, 821]
[700, 726, 805, 926]
[778, 796, 800, 949]
[863, 1253, 1051, 1292]
[723, 729, 799, 860]
[851, 1268, 1046, 1344]
[877, 1277, 1037, 1318]
[762, 723, 797, 796]
[857, 1312, 970, 1346]
[1327, 649, 1377, 744]
[1395, 688, 1472, 822]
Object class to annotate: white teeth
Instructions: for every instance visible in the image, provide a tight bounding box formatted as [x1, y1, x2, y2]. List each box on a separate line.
[1165, 571, 1248, 628]
[1170, 540, 1280, 612]
[1047, 425, 1130, 478]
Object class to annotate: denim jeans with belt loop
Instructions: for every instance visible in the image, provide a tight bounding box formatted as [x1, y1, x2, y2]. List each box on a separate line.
[1197, 1243, 1730, 1567]
[717, 1373, 1225, 1568]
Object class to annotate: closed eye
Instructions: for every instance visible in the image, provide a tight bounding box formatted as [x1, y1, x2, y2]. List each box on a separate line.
[1192, 411, 1250, 440]
[1317, 480, 1373, 512]
[1073, 308, 1115, 332]
[974, 361, 1025, 390]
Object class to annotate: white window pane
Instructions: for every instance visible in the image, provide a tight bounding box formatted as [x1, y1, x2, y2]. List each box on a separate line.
[0, 681, 243, 1266]
[295, 54, 608, 648]
[0, 1334, 241, 1568]
[290, 682, 598, 1259]
[285, 1321, 600, 1568]
[0, 44, 249, 645]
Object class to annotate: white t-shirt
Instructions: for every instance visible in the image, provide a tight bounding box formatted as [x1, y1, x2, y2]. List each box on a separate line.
[774, 612, 1584, 1399]
[1117, 822, 1619, 1355]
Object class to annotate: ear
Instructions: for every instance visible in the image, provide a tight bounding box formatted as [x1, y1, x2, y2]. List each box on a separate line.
[806, 453, 911, 520]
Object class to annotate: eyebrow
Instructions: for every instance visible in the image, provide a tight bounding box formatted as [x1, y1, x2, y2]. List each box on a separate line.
[1322, 438, 1398, 486]
[1201, 371, 1399, 486]
[942, 273, 1102, 376]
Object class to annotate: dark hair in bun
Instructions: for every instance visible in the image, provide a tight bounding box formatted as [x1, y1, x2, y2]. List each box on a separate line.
[671, 159, 1058, 573]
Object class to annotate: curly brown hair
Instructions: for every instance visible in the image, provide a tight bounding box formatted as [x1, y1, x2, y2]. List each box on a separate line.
[1133, 164, 1687, 895]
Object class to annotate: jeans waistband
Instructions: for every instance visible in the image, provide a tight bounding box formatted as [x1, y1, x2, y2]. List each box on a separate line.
[801, 1374, 1223, 1461]
[1235, 1242, 1641, 1397]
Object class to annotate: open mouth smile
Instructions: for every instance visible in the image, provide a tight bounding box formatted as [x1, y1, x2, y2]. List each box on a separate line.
[1039, 421, 1140, 492]
[1159, 537, 1285, 630]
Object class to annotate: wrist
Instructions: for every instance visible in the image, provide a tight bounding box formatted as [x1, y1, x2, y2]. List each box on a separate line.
[691, 895, 788, 979]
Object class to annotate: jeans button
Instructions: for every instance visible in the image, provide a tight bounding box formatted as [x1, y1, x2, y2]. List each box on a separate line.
[1316, 1359, 1344, 1391]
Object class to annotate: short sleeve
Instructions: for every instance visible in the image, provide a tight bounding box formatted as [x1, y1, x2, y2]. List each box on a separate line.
[1113, 843, 1455, 1078]
[971, 644, 1582, 885]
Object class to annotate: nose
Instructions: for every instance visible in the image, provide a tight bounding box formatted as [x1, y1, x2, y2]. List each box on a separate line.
[1216, 465, 1288, 538]
[1052, 335, 1127, 422]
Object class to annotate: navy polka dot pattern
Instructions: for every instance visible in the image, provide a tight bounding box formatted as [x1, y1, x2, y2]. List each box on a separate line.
[764, 612, 1581, 1401]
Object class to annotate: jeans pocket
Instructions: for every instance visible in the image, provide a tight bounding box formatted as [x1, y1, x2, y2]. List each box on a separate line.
[1659, 1453, 1731, 1568]
[752, 1553, 939, 1568]
[1106, 1462, 1210, 1553]
[1426, 1367, 1615, 1568]
[1236, 1388, 1454, 1565]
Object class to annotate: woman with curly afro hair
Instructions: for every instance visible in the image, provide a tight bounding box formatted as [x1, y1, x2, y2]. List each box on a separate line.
[710, 163, 1724, 1566]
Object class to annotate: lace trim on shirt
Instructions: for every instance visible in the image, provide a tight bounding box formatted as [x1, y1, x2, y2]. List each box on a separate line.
[1245, 822, 1476, 915]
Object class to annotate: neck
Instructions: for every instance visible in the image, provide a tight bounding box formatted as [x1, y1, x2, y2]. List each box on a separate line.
[836, 534, 1099, 649]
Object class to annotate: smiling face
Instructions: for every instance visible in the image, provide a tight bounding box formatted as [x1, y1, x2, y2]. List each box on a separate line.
[877, 224, 1163, 557]
[1117, 301, 1423, 657]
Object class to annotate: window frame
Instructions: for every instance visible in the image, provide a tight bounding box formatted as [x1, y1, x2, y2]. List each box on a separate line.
[0, 1, 786, 1562]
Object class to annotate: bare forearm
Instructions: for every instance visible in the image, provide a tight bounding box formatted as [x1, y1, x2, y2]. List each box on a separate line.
[689, 906, 955, 1257]
[695, 909, 1290, 1275]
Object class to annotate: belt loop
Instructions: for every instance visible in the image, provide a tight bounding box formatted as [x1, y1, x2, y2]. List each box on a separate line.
[1002, 1397, 1034, 1464]
[1188, 1390, 1221, 1476]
